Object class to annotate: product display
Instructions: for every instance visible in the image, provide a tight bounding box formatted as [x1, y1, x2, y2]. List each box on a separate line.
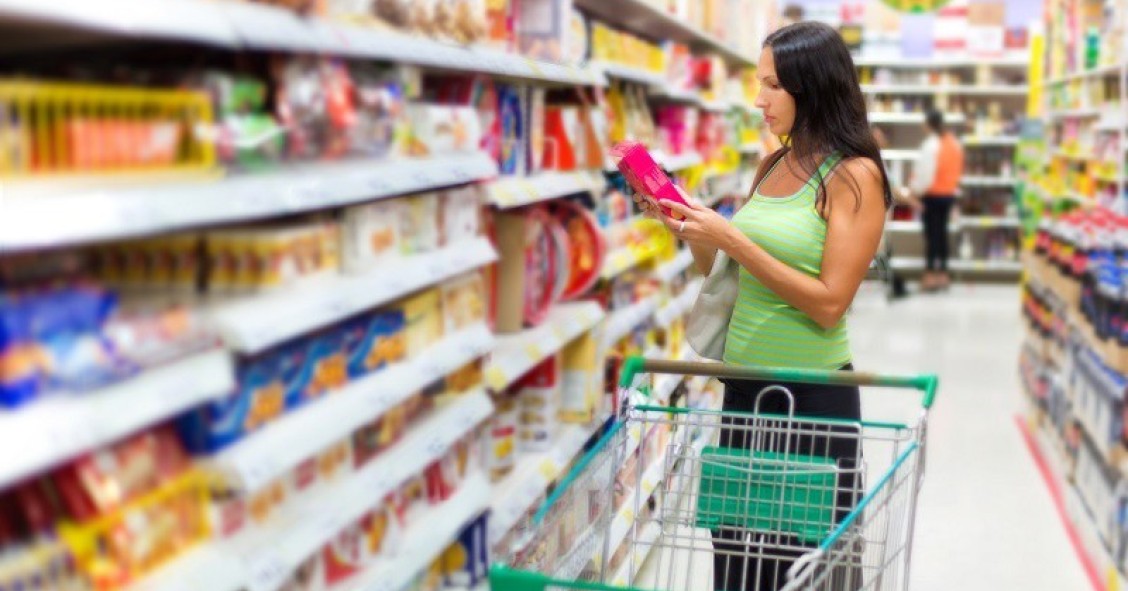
[0, 0, 769, 588]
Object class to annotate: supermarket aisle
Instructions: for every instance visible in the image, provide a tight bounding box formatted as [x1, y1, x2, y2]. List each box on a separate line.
[849, 285, 1089, 591]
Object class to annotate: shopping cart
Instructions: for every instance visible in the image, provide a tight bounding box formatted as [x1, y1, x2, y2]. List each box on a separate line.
[491, 357, 938, 591]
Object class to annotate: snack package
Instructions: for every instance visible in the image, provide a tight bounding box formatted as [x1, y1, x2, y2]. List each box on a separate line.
[497, 85, 526, 175]
[525, 87, 546, 174]
[441, 273, 486, 333]
[440, 186, 483, 246]
[195, 71, 284, 171]
[405, 105, 483, 156]
[323, 522, 366, 585]
[451, 0, 488, 44]
[442, 513, 490, 588]
[612, 140, 687, 218]
[281, 553, 325, 591]
[486, 392, 519, 480]
[543, 105, 578, 171]
[349, 63, 408, 158]
[272, 56, 330, 161]
[559, 331, 603, 423]
[341, 200, 405, 274]
[374, 0, 412, 29]
[399, 193, 442, 256]
[343, 308, 407, 379]
[515, 0, 572, 63]
[293, 327, 349, 406]
[398, 289, 444, 356]
[516, 355, 561, 452]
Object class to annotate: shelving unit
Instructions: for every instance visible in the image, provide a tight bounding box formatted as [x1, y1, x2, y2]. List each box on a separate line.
[486, 302, 606, 392]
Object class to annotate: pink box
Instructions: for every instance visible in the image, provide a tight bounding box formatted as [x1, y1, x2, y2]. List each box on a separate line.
[611, 141, 687, 217]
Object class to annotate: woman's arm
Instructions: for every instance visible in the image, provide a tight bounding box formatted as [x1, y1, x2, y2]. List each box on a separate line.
[661, 157, 886, 330]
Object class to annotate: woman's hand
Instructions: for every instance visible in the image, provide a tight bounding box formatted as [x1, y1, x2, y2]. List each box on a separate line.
[631, 191, 661, 219]
[657, 190, 739, 252]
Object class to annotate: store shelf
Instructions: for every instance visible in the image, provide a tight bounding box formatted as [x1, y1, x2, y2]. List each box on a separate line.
[0, 349, 233, 489]
[597, 453, 666, 565]
[488, 421, 604, 545]
[0, 152, 498, 251]
[212, 324, 495, 493]
[1048, 108, 1103, 120]
[595, 61, 668, 86]
[653, 249, 696, 283]
[609, 521, 662, 587]
[654, 279, 703, 328]
[862, 84, 1028, 96]
[1046, 62, 1127, 85]
[339, 475, 491, 591]
[604, 296, 661, 346]
[487, 170, 608, 209]
[962, 176, 1018, 187]
[652, 348, 694, 404]
[486, 301, 606, 392]
[211, 238, 496, 354]
[572, 0, 755, 67]
[602, 246, 659, 280]
[960, 216, 1022, 229]
[130, 392, 493, 591]
[653, 150, 705, 171]
[890, 257, 1023, 273]
[880, 149, 920, 161]
[854, 56, 1029, 68]
[0, 0, 241, 47]
[869, 112, 966, 124]
[963, 136, 1021, 146]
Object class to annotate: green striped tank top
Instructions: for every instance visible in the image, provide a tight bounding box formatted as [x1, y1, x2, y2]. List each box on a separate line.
[722, 153, 852, 370]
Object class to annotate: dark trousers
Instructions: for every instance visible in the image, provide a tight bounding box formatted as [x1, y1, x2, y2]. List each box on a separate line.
[921, 196, 956, 272]
[711, 366, 862, 591]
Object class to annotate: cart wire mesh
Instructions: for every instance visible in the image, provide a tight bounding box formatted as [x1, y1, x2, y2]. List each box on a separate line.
[491, 358, 937, 591]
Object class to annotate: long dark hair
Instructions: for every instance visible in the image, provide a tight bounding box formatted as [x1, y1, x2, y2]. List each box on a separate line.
[763, 21, 893, 210]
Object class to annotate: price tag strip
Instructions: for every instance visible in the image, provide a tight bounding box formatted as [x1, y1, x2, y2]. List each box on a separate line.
[0, 349, 234, 490]
[179, 392, 494, 591]
[214, 237, 497, 354]
[485, 301, 606, 392]
[215, 325, 495, 493]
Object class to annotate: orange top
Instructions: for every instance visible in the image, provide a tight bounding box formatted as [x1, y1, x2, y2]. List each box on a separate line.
[928, 132, 964, 196]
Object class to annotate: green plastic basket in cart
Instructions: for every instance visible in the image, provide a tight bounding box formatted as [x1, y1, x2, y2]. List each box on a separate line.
[490, 357, 938, 591]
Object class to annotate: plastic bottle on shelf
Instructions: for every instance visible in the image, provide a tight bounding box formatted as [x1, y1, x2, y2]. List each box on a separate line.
[959, 233, 974, 262]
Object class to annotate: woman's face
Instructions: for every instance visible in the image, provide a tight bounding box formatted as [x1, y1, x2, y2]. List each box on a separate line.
[754, 47, 796, 137]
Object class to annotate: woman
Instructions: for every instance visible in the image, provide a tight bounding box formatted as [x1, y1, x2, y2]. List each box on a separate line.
[636, 22, 890, 590]
[907, 109, 964, 292]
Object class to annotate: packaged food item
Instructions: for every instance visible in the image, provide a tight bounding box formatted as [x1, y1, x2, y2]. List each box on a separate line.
[486, 392, 519, 480]
[341, 200, 405, 274]
[406, 105, 483, 156]
[349, 63, 409, 158]
[441, 273, 487, 333]
[195, 71, 284, 170]
[516, 355, 560, 452]
[560, 331, 603, 423]
[492, 207, 561, 332]
[362, 499, 404, 560]
[525, 87, 546, 174]
[612, 140, 687, 218]
[497, 85, 526, 175]
[485, 0, 514, 49]
[400, 193, 442, 256]
[323, 522, 366, 585]
[550, 200, 605, 301]
[344, 308, 408, 378]
[450, 0, 489, 44]
[280, 553, 325, 591]
[440, 513, 490, 588]
[543, 105, 578, 171]
[445, 359, 483, 396]
[439, 186, 483, 246]
[398, 289, 444, 356]
[514, 0, 572, 63]
[353, 398, 411, 466]
[295, 327, 349, 406]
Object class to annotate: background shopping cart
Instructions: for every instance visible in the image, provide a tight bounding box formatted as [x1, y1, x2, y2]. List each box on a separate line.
[491, 357, 938, 591]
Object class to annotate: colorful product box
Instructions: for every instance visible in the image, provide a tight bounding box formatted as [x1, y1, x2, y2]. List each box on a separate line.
[343, 309, 407, 379]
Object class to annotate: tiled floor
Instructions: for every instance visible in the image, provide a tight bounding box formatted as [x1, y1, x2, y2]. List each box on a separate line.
[632, 284, 1090, 590]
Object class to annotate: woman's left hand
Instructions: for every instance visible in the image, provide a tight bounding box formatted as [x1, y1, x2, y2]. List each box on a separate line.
[658, 189, 738, 252]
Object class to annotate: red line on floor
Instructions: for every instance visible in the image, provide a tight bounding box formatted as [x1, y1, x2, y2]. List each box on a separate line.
[1014, 415, 1104, 591]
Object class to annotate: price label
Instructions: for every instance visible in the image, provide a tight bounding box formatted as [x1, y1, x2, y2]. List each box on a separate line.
[247, 551, 289, 591]
[485, 367, 508, 391]
[524, 343, 544, 361]
[537, 458, 558, 480]
[424, 435, 448, 457]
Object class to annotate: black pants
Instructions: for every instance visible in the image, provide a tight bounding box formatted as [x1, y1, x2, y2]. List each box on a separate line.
[921, 196, 955, 272]
[711, 366, 862, 591]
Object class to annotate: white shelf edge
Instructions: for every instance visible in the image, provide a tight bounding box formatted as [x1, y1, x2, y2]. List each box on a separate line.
[487, 170, 608, 209]
[653, 249, 696, 283]
[862, 84, 1029, 96]
[962, 176, 1018, 186]
[486, 301, 606, 392]
[212, 237, 497, 354]
[655, 278, 703, 328]
[601, 246, 656, 281]
[487, 420, 602, 545]
[132, 391, 494, 591]
[0, 153, 498, 251]
[604, 296, 661, 346]
[889, 257, 1022, 273]
[240, 391, 494, 591]
[880, 149, 920, 161]
[0, 348, 234, 489]
[869, 112, 966, 124]
[214, 324, 495, 492]
[341, 474, 492, 591]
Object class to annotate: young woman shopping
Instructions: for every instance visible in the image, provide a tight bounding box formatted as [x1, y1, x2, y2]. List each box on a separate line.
[635, 21, 890, 591]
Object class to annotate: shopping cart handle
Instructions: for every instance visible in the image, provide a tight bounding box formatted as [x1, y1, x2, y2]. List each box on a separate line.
[620, 356, 939, 409]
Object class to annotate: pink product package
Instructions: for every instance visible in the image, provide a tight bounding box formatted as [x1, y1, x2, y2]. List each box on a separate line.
[611, 140, 686, 217]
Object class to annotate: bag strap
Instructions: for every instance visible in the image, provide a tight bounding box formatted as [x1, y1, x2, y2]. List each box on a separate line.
[749, 148, 789, 198]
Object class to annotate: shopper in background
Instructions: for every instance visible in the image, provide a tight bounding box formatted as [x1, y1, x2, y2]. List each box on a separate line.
[904, 109, 964, 292]
[635, 21, 890, 591]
